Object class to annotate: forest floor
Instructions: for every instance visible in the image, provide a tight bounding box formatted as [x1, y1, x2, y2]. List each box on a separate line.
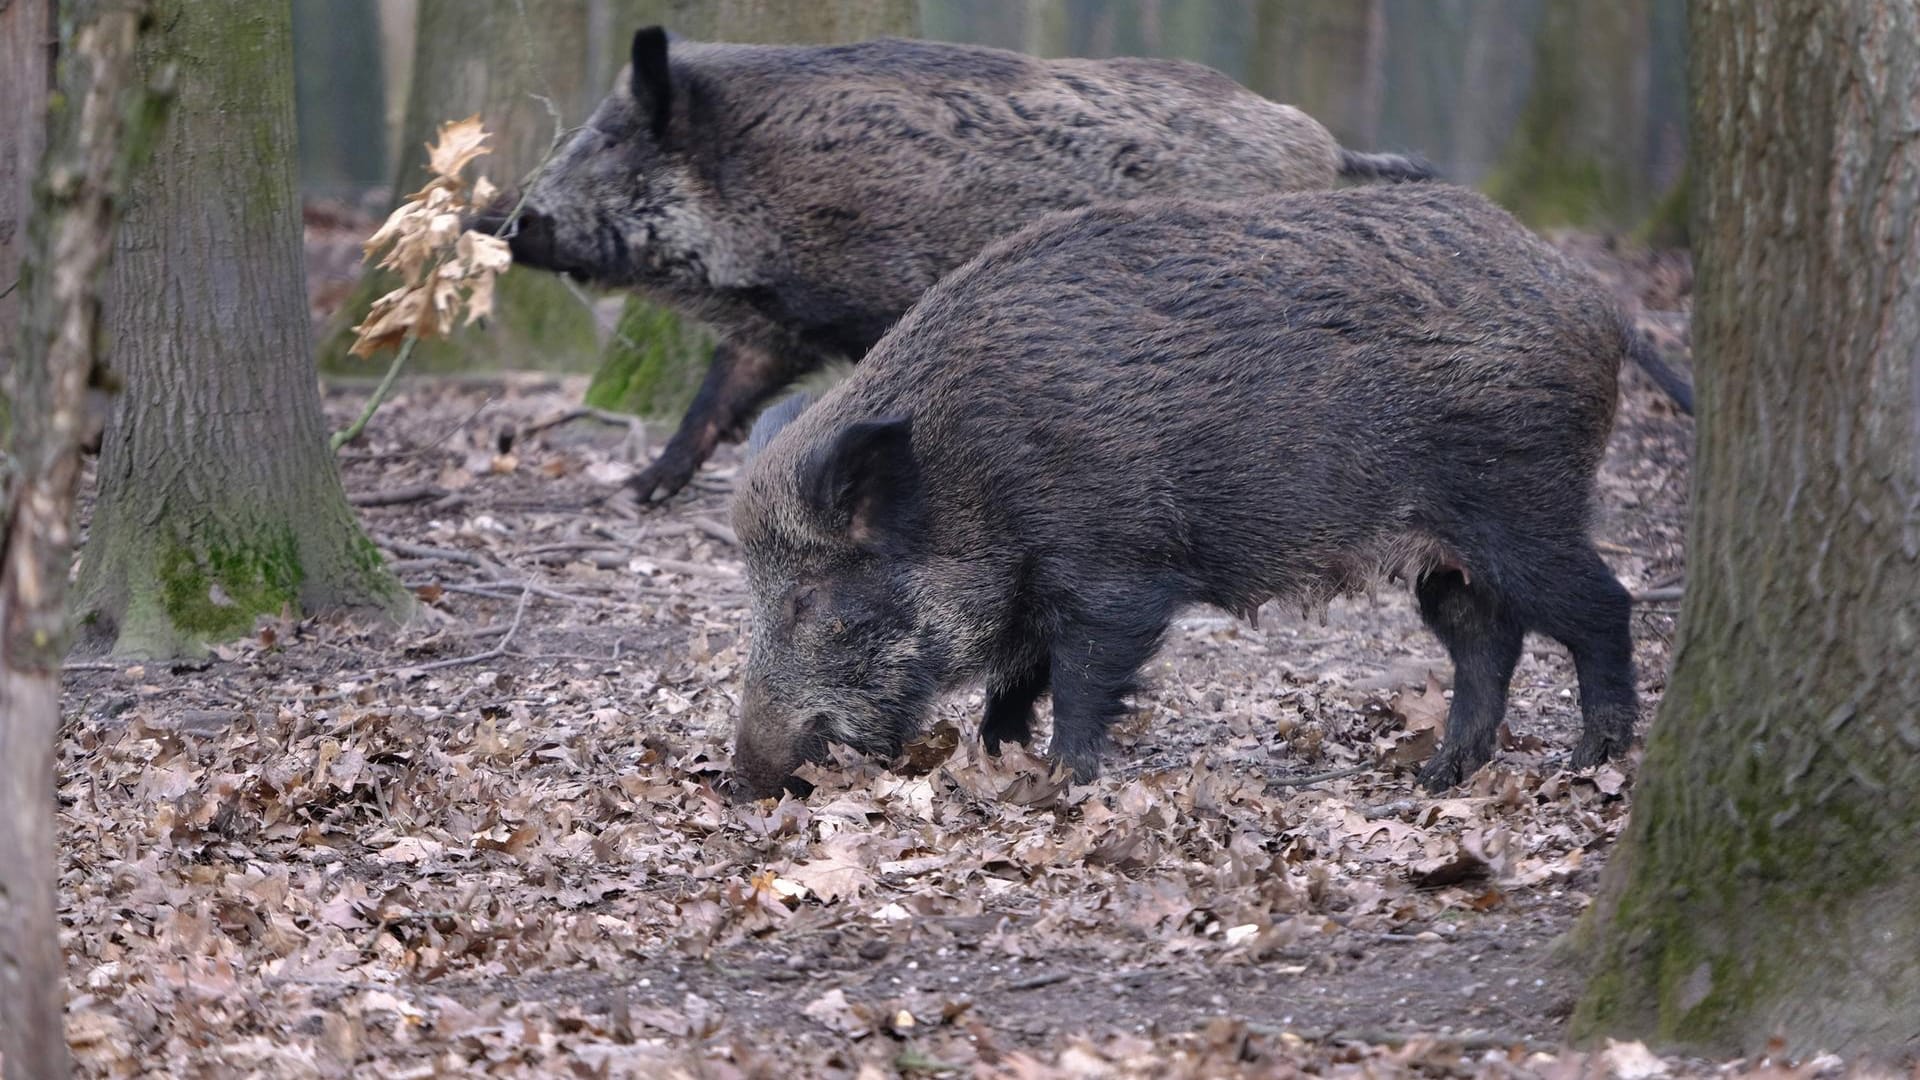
[49, 232, 1824, 1078]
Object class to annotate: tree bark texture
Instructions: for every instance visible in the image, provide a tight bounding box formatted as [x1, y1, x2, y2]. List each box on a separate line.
[315, 0, 602, 374]
[1572, 0, 1920, 1059]
[76, 0, 406, 659]
[0, 0, 58, 417]
[586, 0, 916, 420]
[2, 8, 161, 1076]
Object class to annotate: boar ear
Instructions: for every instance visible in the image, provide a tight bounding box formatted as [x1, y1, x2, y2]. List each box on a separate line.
[802, 416, 921, 548]
[631, 26, 673, 140]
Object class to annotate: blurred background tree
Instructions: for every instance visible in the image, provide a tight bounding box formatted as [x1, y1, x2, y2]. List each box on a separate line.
[312, 0, 602, 376]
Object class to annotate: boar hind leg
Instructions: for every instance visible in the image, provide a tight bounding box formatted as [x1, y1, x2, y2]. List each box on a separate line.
[1414, 569, 1525, 791]
[630, 337, 825, 503]
[1045, 603, 1171, 783]
[982, 658, 1050, 755]
[1515, 545, 1638, 770]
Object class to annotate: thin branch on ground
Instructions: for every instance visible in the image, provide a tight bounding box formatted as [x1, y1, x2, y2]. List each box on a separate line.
[1632, 584, 1684, 603]
[395, 587, 529, 676]
[350, 483, 448, 507]
[690, 516, 738, 547]
[1268, 763, 1372, 788]
[518, 405, 646, 442]
[379, 539, 489, 568]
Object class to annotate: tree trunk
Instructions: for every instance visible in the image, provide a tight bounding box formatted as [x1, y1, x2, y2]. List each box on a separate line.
[291, 0, 388, 197]
[1484, 0, 1654, 228]
[1571, 0, 1920, 1059]
[74, 0, 407, 659]
[586, 0, 917, 420]
[0, 0, 57, 433]
[2, 8, 163, 1075]
[315, 0, 602, 375]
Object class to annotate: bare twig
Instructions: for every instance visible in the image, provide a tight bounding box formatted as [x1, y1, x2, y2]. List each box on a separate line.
[518, 405, 646, 442]
[1632, 585, 1685, 604]
[646, 556, 741, 581]
[690, 516, 738, 547]
[331, 335, 417, 451]
[379, 539, 488, 568]
[350, 483, 448, 507]
[1268, 763, 1371, 788]
[397, 587, 529, 675]
[1362, 799, 1424, 820]
[1003, 971, 1072, 992]
[1243, 1022, 1555, 1055]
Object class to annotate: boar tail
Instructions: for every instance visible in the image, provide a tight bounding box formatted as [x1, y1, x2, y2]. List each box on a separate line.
[1337, 149, 1439, 184]
[1625, 331, 1695, 416]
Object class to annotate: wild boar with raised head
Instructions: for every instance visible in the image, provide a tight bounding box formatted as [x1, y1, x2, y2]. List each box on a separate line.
[728, 184, 1641, 798]
[472, 27, 1437, 502]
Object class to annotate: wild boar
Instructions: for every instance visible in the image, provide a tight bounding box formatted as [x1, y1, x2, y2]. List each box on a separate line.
[473, 27, 1437, 502]
[728, 184, 1641, 798]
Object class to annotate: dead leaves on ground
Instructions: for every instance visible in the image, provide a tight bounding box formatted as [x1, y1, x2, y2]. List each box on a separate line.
[351, 116, 510, 357]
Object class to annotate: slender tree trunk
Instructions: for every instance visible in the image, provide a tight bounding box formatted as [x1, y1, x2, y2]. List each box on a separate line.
[1484, 0, 1655, 228]
[1249, 0, 1385, 149]
[316, 0, 602, 375]
[1572, 0, 1920, 1059]
[0, 0, 58, 431]
[586, 0, 916, 420]
[2, 8, 163, 1076]
[74, 0, 406, 659]
[291, 0, 388, 197]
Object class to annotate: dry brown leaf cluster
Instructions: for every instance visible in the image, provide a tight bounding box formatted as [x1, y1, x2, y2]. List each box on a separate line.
[350, 116, 510, 358]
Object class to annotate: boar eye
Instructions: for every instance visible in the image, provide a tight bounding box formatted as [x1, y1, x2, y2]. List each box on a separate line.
[790, 586, 819, 620]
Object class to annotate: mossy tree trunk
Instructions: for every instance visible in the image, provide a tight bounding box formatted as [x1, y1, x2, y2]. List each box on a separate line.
[586, 0, 917, 420]
[1249, 0, 1384, 151]
[0, 0, 57, 435]
[1483, 0, 1655, 228]
[1571, 0, 1920, 1059]
[75, 0, 407, 659]
[316, 0, 601, 375]
[3, 8, 161, 1075]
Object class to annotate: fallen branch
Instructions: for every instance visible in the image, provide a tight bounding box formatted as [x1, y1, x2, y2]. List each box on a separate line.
[1244, 1022, 1556, 1055]
[518, 405, 646, 442]
[1268, 763, 1371, 788]
[397, 587, 529, 675]
[379, 539, 488, 568]
[350, 483, 448, 507]
[1632, 585, 1685, 604]
[690, 516, 739, 547]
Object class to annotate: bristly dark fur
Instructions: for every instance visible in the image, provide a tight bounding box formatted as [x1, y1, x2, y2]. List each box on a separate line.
[473, 28, 1439, 503]
[730, 184, 1640, 799]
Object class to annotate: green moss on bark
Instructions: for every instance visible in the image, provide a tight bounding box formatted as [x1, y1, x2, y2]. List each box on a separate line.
[584, 296, 715, 418]
[157, 528, 303, 638]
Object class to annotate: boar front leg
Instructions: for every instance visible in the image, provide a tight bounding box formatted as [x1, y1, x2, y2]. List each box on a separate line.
[630, 336, 825, 503]
[1045, 602, 1171, 783]
[981, 657, 1050, 755]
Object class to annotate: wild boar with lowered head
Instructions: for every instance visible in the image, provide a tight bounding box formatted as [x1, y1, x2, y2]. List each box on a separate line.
[471, 27, 1437, 503]
[728, 184, 1642, 799]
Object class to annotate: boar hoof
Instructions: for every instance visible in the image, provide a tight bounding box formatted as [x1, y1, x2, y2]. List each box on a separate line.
[630, 455, 700, 504]
[1416, 752, 1474, 793]
[1570, 726, 1633, 771]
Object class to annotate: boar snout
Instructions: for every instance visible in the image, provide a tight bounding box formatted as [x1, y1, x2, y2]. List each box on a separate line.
[464, 197, 567, 273]
[729, 685, 828, 800]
